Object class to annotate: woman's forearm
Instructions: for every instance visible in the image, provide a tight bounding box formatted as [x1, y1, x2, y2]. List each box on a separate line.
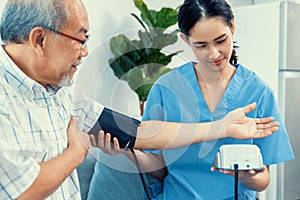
[122, 150, 167, 180]
[92, 103, 278, 150]
[134, 120, 224, 150]
[134, 103, 278, 150]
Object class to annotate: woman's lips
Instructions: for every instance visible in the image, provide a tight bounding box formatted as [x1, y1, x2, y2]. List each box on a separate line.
[212, 59, 223, 66]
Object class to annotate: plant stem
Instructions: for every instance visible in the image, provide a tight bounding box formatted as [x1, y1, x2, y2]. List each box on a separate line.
[140, 100, 146, 116]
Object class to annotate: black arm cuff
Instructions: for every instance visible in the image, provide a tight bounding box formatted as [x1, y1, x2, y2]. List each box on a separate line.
[97, 107, 140, 149]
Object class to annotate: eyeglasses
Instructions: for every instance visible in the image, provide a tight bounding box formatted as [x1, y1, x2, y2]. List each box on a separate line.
[43, 26, 89, 48]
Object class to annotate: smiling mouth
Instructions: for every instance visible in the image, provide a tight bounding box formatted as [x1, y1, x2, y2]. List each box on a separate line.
[212, 59, 223, 66]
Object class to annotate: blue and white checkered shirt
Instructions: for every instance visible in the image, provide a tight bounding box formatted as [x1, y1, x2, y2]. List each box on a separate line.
[0, 46, 104, 199]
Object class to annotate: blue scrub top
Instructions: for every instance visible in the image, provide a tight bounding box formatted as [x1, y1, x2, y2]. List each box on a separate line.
[142, 62, 294, 200]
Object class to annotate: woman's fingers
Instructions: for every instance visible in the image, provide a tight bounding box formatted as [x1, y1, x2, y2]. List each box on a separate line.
[256, 121, 279, 130]
[254, 117, 274, 124]
[241, 102, 257, 114]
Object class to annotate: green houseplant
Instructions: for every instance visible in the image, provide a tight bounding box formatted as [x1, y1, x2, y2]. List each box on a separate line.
[108, 0, 182, 115]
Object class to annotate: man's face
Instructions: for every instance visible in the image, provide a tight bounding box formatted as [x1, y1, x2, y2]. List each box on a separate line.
[40, 0, 89, 87]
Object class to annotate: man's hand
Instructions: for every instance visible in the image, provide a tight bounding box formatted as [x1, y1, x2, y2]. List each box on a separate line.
[67, 117, 90, 159]
[90, 131, 127, 156]
[16, 117, 91, 200]
[224, 103, 279, 139]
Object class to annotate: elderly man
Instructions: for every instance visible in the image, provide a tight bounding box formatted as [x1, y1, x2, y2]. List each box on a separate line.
[0, 0, 279, 199]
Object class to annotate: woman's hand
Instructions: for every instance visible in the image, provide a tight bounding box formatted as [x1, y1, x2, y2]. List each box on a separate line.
[224, 102, 279, 139]
[211, 165, 270, 192]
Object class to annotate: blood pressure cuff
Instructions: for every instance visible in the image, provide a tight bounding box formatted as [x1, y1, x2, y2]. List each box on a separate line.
[97, 107, 140, 149]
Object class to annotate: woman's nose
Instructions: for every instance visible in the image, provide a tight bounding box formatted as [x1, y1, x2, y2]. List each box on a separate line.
[207, 46, 220, 60]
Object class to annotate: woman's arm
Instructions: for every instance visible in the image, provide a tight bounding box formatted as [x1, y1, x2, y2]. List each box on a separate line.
[91, 132, 167, 180]
[90, 102, 279, 150]
[134, 103, 278, 150]
[124, 150, 167, 181]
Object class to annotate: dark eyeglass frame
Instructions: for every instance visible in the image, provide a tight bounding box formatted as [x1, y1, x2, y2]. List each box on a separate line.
[42, 26, 89, 47]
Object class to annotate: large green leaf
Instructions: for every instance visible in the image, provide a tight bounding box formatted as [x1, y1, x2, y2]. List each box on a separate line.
[137, 66, 171, 101]
[108, 0, 181, 104]
[133, 0, 154, 28]
[151, 30, 179, 49]
[126, 67, 144, 90]
[109, 47, 182, 87]
[109, 49, 143, 79]
[135, 83, 153, 102]
[109, 35, 141, 57]
[125, 66, 171, 101]
[138, 30, 152, 48]
[148, 8, 178, 28]
[134, 0, 178, 29]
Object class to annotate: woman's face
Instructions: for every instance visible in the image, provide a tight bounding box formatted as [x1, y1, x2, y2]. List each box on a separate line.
[183, 17, 235, 72]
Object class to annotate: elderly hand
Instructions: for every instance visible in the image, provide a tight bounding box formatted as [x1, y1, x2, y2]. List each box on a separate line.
[67, 117, 90, 157]
[90, 130, 127, 156]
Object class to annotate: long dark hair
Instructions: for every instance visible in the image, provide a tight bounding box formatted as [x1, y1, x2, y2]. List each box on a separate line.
[178, 0, 238, 64]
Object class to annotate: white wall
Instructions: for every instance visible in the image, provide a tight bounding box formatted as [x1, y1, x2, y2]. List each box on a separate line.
[229, 0, 300, 6]
[76, 0, 185, 117]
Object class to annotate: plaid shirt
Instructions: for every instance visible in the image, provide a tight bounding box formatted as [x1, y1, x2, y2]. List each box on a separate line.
[0, 46, 103, 199]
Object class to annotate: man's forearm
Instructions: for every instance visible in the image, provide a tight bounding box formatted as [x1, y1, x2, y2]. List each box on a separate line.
[17, 148, 85, 200]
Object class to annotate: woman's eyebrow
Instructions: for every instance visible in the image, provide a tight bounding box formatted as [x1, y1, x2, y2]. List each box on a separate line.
[192, 33, 227, 44]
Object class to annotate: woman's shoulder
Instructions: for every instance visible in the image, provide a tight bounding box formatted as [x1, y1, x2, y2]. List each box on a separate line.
[158, 62, 193, 79]
[235, 63, 274, 93]
[236, 64, 266, 82]
[235, 64, 255, 76]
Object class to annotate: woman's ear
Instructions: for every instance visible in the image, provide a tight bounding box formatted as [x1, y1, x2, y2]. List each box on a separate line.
[179, 32, 190, 45]
[28, 27, 46, 56]
[230, 19, 235, 35]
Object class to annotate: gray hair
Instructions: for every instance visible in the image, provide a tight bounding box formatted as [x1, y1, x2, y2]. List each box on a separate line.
[0, 0, 69, 44]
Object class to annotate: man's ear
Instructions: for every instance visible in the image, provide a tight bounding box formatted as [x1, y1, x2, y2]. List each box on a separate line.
[28, 27, 46, 56]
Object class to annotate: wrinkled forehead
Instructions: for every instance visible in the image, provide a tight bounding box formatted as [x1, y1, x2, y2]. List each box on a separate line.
[65, 0, 89, 32]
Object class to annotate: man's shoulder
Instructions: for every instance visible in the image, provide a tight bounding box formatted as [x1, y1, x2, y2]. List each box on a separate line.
[0, 77, 9, 100]
[0, 76, 14, 109]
